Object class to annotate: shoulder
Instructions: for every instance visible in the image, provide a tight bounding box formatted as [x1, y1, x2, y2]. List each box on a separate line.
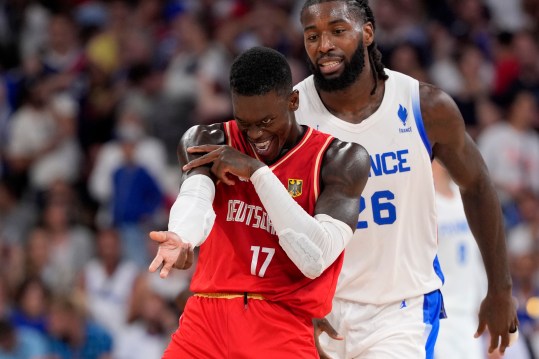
[418, 82, 466, 147]
[293, 75, 314, 91]
[180, 123, 226, 148]
[323, 138, 370, 183]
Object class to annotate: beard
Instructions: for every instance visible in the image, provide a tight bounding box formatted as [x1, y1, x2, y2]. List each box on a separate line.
[308, 41, 366, 92]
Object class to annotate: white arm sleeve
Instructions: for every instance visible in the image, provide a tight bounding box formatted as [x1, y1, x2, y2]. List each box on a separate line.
[168, 174, 216, 247]
[250, 166, 353, 279]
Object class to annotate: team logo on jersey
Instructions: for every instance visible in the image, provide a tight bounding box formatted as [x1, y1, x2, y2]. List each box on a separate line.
[398, 104, 412, 133]
[398, 104, 408, 125]
[288, 179, 303, 197]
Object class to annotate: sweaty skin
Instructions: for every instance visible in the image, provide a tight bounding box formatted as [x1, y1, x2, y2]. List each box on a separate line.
[301, 1, 517, 356]
[149, 87, 370, 287]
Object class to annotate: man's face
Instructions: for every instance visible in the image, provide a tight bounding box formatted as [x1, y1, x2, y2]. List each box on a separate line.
[301, 1, 367, 91]
[232, 90, 299, 164]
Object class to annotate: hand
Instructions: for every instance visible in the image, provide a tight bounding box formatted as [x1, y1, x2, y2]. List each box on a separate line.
[148, 231, 194, 278]
[182, 145, 264, 185]
[475, 291, 519, 354]
[313, 318, 343, 359]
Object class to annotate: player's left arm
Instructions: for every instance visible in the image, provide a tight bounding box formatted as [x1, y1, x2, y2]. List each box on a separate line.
[421, 83, 518, 354]
[244, 140, 369, 279]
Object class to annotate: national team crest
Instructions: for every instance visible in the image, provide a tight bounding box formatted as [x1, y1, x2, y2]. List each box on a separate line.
[288, 179, 303, 198]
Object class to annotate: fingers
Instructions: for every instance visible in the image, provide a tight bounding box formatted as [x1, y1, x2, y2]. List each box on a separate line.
[159, 259, 174, 279]
[474, 319, 486, 339]
[149, 231, 167, 243]
[148, 254, 163, 273]
[211, 162, 235, 186]
[318, 318, 343, 340]
[498, 332, 510, 355]
[183, 152, 218, 171]
[174, 243, 190, 270]
[183, 245, 195, 269]
[187, 145, 221, 153]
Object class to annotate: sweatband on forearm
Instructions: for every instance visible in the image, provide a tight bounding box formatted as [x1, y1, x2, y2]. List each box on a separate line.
[168, 174, 216, 247]
[250, 166, 353, 279]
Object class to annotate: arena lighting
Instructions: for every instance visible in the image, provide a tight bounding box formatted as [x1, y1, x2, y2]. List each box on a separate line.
[526, 296, 539, 318]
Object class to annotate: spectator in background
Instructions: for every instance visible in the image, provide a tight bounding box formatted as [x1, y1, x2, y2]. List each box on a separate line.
[89, 108, 167, 225]
[452, 43, 494, 135]
[5, 74, 55, 187]
[47, 295, 113, 359]
[88, 108, 167, 267]
[29, 93, 82, 193]
[432, 159, 486, 359]
[388, 41, 430, 83]
[113, 290, 172, 359]
[0, 318, 49, 359]
[508, 31, 539, 104]
[111, 130, 163, 228]
[77, 227, 140, 343]
[9, 277, 49, 335]
[0, 177, 37, 246]
[23, 227, 51, 286]
[491, 32, 519, 99]
[39, 198, 94, 295]
[162, 10, 232, 125]
[372, 0, 428, 60]
[40, 13, 86, 100]
[0, 76, 11, 176]
[477, 90, 539, 227]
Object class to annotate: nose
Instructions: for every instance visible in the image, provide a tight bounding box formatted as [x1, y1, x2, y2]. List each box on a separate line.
[246, 126, 263, 140]
[319, 32, 335, 53]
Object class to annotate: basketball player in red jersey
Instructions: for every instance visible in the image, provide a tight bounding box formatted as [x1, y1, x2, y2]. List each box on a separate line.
[148, 46, 371, 358]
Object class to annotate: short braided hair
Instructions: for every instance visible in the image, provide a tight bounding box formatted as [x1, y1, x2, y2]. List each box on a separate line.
[301, 0, 388, 93]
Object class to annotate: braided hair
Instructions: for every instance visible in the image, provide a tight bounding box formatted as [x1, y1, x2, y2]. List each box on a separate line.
[301, 0, 388, 94]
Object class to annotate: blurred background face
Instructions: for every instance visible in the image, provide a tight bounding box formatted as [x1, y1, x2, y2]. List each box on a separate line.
[96, 229, 121, 264]
[26, 228, 50, 270]
[509, 92, 538, 128]
[43, 201, 70, 230]
[48, 15, 77, 53]
[20, 280, 47, 317]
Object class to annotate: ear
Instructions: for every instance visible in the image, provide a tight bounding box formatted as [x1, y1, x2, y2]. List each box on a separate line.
[289, 89, 299, 111]
[362, 22, 374, 47]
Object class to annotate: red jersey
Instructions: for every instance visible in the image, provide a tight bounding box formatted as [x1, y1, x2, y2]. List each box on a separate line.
[190, 120, 344, 319]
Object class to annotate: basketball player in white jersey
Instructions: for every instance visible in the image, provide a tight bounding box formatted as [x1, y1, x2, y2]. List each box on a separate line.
[432, 159, 487, 359]
[295, 1, 518, 358]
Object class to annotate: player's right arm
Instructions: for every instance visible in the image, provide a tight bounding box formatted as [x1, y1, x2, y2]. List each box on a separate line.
[148, 124, 225, 278]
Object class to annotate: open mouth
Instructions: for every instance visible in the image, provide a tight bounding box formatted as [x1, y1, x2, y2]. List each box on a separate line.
[253, 139, 271, 152]
[249, 137, 275, 159]
[318, 58, 343, 75]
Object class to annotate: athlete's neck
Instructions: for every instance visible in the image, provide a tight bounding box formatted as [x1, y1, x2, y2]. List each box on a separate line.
[316, 69, 385, 125]
[269, 123, 305, 165]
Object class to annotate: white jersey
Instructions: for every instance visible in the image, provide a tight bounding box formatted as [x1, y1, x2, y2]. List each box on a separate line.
[84, 260, 140, 337]
[435, 183, 486, 314]
[434, 183, 486, 359]
[294, 70, 442, 304]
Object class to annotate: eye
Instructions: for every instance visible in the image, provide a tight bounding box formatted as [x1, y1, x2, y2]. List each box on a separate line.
[235, 119, 248, 129]
[260, 118, 272, 126]
[305, 33, 318, 42]
[334, 28, 346, 35]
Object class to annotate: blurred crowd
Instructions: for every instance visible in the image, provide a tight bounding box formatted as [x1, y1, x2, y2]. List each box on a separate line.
[0, 0, 538, 358]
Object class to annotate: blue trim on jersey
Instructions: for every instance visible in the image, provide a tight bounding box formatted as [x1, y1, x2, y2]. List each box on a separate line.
[433, 255, 445, 284]
[411, 85, 432, 157]
[423, 290, 444, 359]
